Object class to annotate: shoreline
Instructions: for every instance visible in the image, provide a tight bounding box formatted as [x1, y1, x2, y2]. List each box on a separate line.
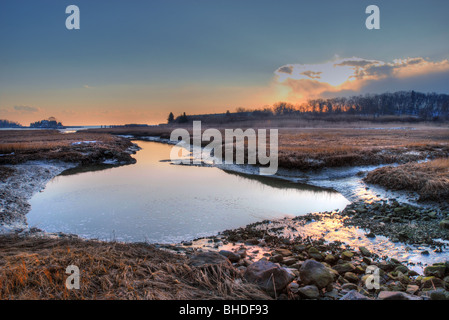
[1, 130, 449, 299]
[2, 135, 448, 257]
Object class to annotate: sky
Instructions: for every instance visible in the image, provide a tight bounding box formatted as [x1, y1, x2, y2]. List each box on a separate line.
[0, 0, 448, 125]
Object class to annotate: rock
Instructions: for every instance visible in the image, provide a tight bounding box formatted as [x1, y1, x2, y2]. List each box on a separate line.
[394, 265, 409, 274]
[362, 257, 372, 265]
[340, 290, 370, 300]
[297, 285, 320, 299]
[424, 265, 446, 278]
[293, 244, 306, 252]
[324, 254, 337, 265]
[378, 291, 422, 300]
[307, 247, 324, 261]
[245, 238, 260, 245]
[354, 266, 366, 274]
[341, 283, 359, 291]
[406, 284, 419, 295]
[288, 282, 299, 293]
[365, 232, 376, 238]
[299, 259, 334, 289]
[324, 289, 340, 300]
[359, 246, 371, 257]
[439, 220, 449, 230]
[341, 251, 354, 260]
[269, 254, 283, 263]
[189, 252, 232, 267]
[428, 289, 449, 300]
[333, 262, 356, 275]
[421, 277, 446, 289]
[388, 281, 406, 292]
[275, 248, 292, 257]
[344, 272, 359, 283]
[377, 261, 396, 272]
[282, 257, 298, 266]
[397, 272, 411, 285]
[244, 260, 294, 294]
[219, 250, 241, 263]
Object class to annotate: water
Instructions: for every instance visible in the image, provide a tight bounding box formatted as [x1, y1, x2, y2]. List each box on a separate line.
[27, 141, 349, 243]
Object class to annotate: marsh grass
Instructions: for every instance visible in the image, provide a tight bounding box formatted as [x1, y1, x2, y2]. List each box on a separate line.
[0, 235, 269, 300]
[87, 125, 449, 170]
[0, 130, 134, 165]
[364, 158, 449, 201]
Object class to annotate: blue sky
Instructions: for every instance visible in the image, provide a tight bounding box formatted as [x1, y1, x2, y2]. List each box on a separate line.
[1, 0, 448, 124]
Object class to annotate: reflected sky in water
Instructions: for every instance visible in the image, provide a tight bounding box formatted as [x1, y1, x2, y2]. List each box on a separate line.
[27, 141, 349, 243]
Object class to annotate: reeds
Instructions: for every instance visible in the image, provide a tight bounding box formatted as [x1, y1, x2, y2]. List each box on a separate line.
[0, 235, 269, 300]
[364, 158, 449, 201]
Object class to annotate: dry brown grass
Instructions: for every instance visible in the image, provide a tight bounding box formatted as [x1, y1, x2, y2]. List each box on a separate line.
[0, 130, 134, 165]
[0, 235, 269, 300]
[0, 130, 116, 153]
[275, 128, 449, 169]
[364, 158, 449, 201]
[89, 125, 449, 170]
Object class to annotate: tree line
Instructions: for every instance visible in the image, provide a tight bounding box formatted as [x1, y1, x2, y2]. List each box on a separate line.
[167, 91, 449, 123]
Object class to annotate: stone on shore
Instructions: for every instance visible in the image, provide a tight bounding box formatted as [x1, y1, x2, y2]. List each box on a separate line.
[299, 259, 334, 289]
[244, 260, 294, 295]
[297, 285, 320, 299]
[424, 264, 446, 278]
[439, 220, 449, 230]
[218, 250, 241, 263]
[359, 246, 371, 257]
[377, 291, 422, 300]
[340, 290, 370, 300]
[189, 252, 232, 267]
[333, 262, 356, 275]
[307, 247, 324, 261]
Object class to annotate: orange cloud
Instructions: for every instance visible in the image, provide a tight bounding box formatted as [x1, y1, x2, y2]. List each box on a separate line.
[274, 56, 449, 101]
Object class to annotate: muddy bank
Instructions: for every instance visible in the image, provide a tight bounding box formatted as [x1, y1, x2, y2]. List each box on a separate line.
[0, 133, 140, 228]
[3, 212, 448, 300]
[0, 162, 76, 228]
[156, 206, 449, 300]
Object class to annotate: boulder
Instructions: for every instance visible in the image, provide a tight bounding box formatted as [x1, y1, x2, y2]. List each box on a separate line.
[333, 262, 356, 275]
[344, 272, 359, 283]
[378, 291, 422, 300]
[324, 254, 338, 265]
[244, 260, 294, 294]
[341, 283, 359, 291]
[359, 246, 371, 257]
[428, 289, 449, 300]
[245, 238, 260, 245]
[341, 251, 354, 260]
[218, 250, 241, 263]
[299, 259, 334, 289]
[297, 285, 320, 299]
[424, 265, 446, 278]
[189, 252, 232, 267]
[275, 248, 293, 257]
[406, 284, 419, 295]
[439, 220, 449, 230]
[421, 277, 446, 289]
[340, 290, 370, 300]
[307, 247, 324, 261]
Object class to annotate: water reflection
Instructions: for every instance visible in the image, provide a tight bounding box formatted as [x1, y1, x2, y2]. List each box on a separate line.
[27, 141, 349, 243]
